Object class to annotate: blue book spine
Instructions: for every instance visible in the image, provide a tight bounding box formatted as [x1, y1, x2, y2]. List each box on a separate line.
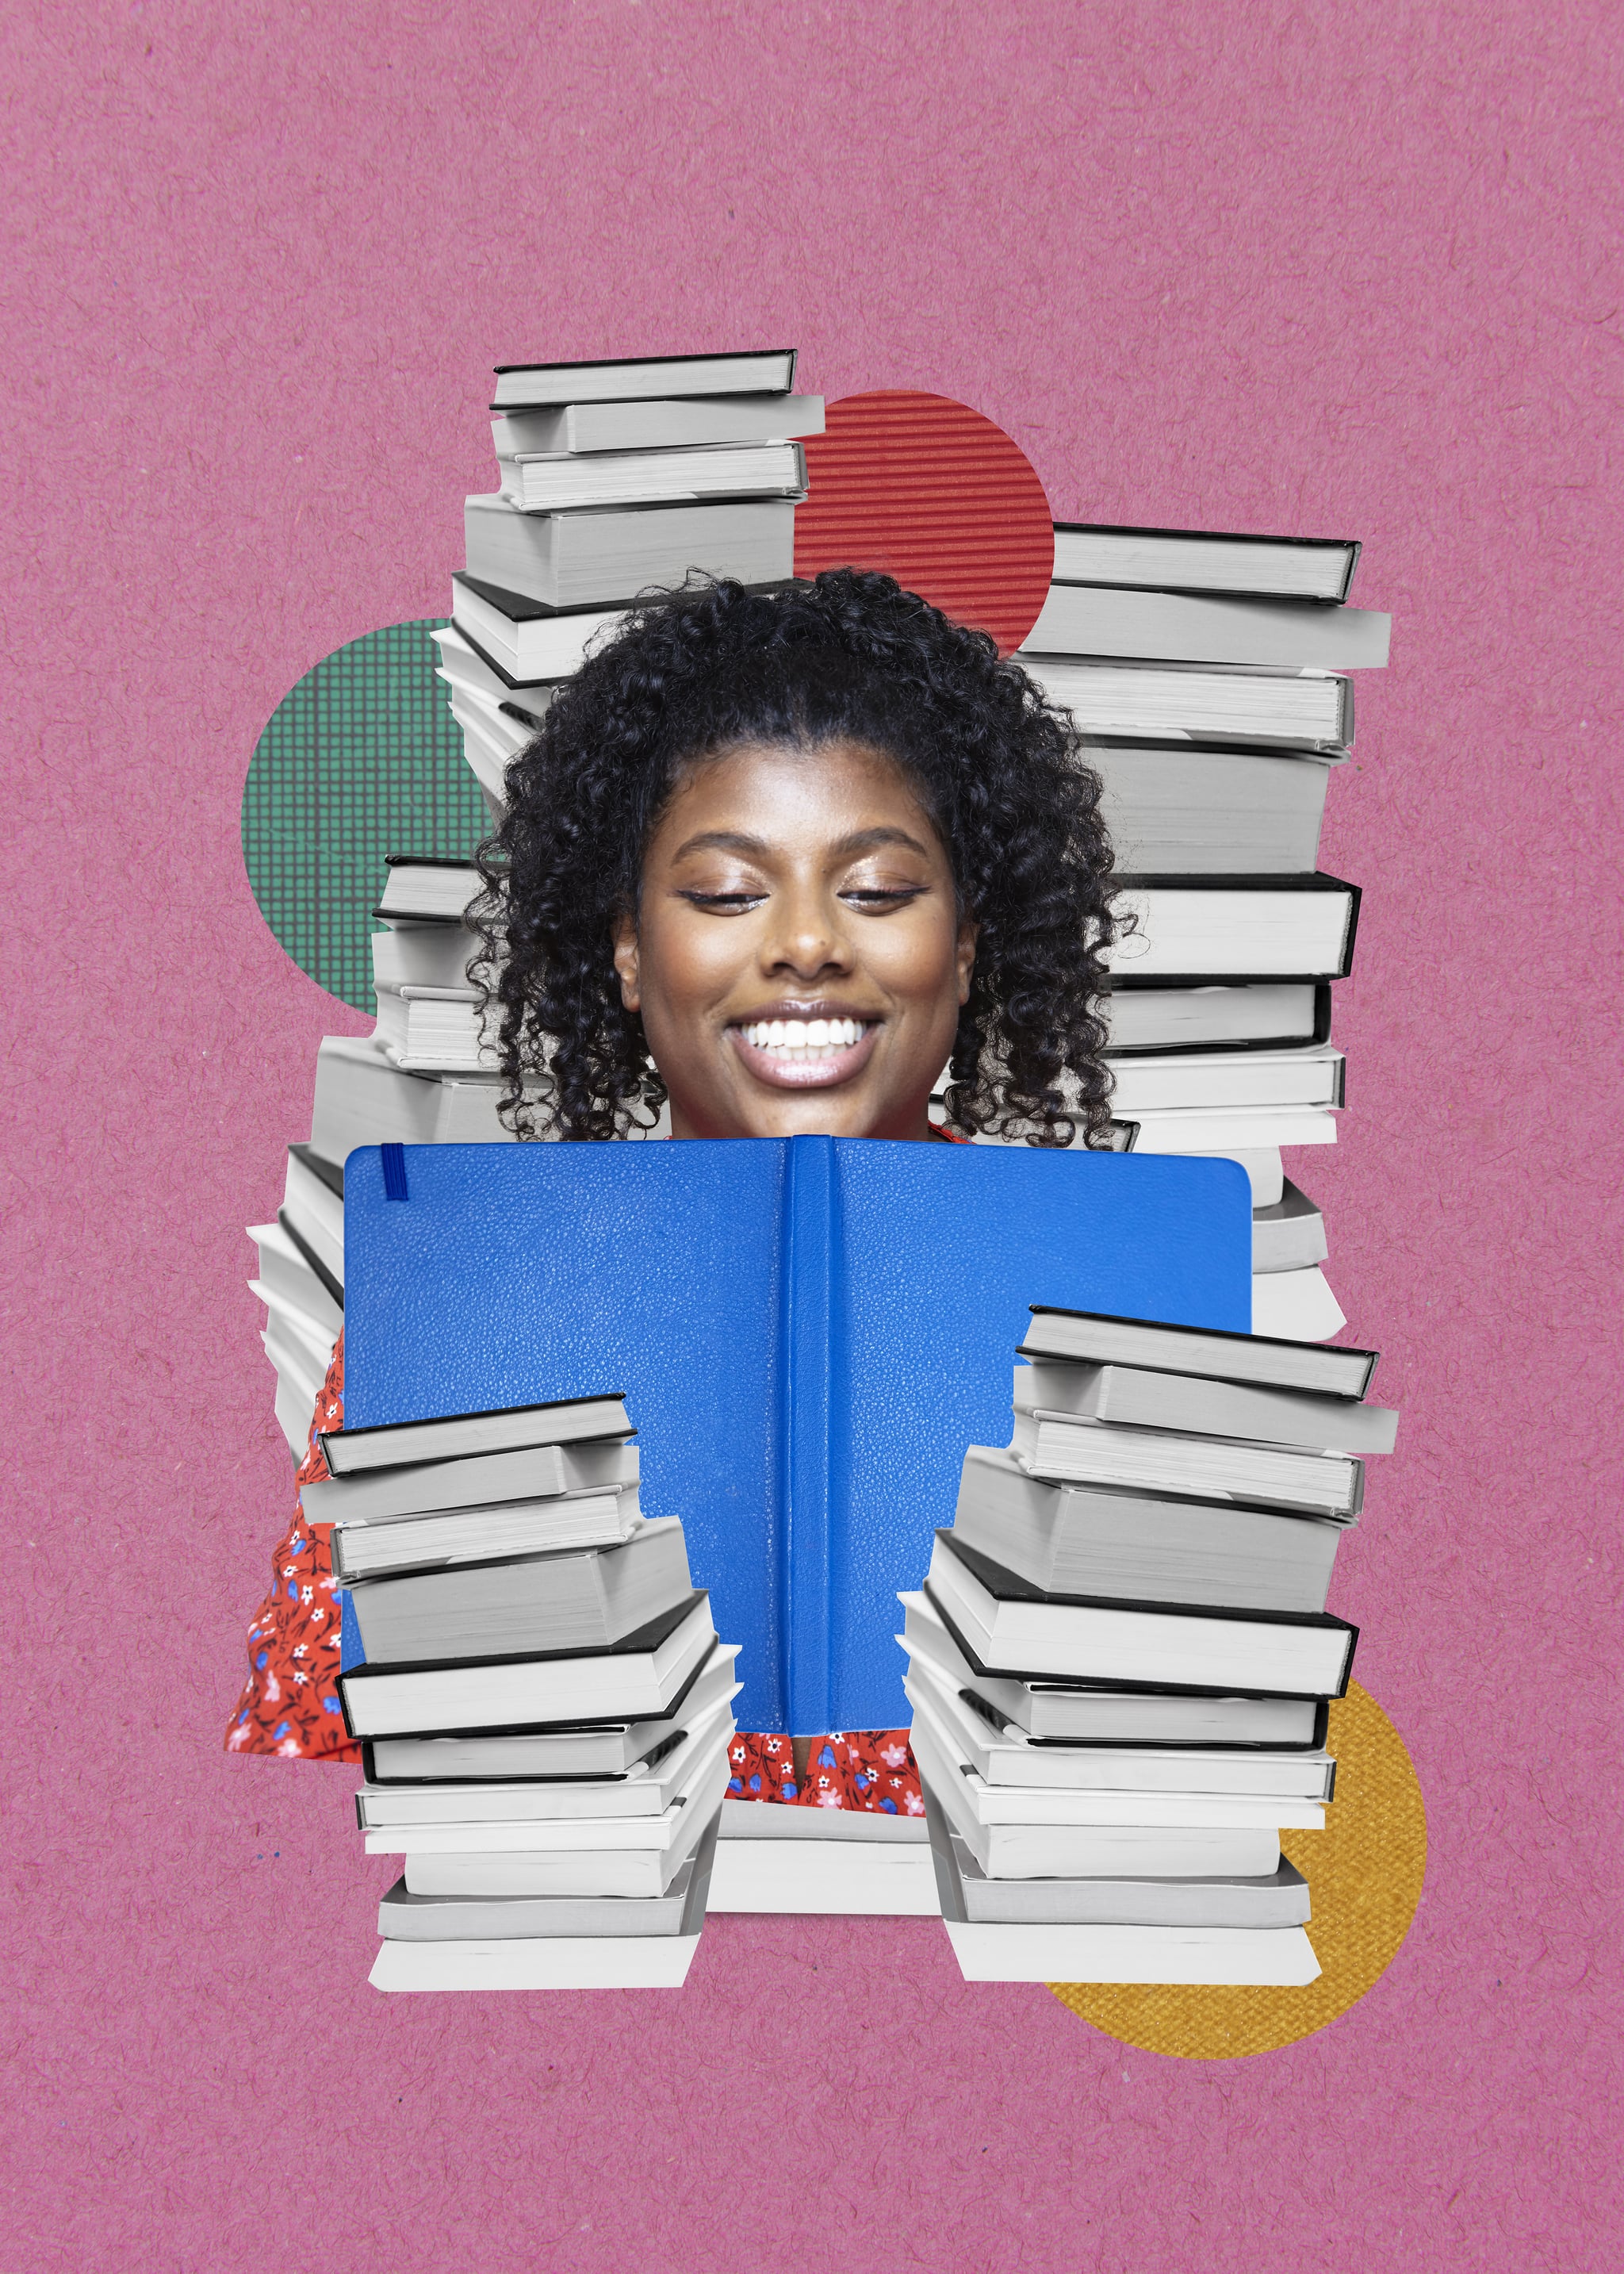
[782, 1137, 834, 1735]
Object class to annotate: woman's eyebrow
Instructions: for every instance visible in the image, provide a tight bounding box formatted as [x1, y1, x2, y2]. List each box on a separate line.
[667, 825, 933, 862]
[668, 828, 773, 861]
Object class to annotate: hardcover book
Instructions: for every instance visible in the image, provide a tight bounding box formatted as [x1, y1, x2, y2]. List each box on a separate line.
[342, 1137, 1251, 1731]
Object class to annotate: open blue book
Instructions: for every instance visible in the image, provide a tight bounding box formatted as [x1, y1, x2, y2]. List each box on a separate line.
[343, 1137, 1251, 1732]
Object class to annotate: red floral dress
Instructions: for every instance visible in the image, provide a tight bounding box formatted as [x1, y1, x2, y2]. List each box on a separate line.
[225, 1340, 925, 1816]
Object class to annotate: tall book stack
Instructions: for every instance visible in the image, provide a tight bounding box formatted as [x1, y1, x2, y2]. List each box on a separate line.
[1013, 521, 1389, 1343]
[437, 348, 821, 821]
[251, 353, 822, 1436]
[901, 1303, 1398, 1984]
[314, 1388, 738, 1988]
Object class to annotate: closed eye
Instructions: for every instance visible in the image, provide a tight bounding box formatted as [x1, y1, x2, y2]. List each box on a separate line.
[841, 886, 929, 909]
[680, 889, 766, 912]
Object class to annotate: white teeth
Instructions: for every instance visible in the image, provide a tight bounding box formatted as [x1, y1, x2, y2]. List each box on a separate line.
[741, 1018, 867, 1051]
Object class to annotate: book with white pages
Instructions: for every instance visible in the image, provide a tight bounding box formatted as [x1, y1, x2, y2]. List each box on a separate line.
[431, 622, 560, 712]
[355, 1697, 737, 1827]
[1101, 753, 1340, 888]
[707, 1838, 939, 1919]
[370, 1934, 707, 1992]
[902, 1651, 1335, 1799]
[377, 1813, 719, 1945]
[308, 1035, 519, 1166]
[1021, 656, 1353, 752]
[372, 986, 496, 1074]
[248, 1220, 343, 1343]
[371, 923, 482, 994]
[330, 1486, 642, 1584]
[1101, 984, 1329, 1056]
[924, 1532, 1358, 1699]
[1005, 1407, 1364, 1520]
[1012, 1358, 1397, 1456]
[260, 1291, 335, 1378]
[364, 1639, 737, 1784]
[1020, 1306, 1379, 1399]
[339, 1589, 716, 1739]
[490, 347, 799, 410]
[1107, 1047, 1343, 1118]
[909, 1713, 1285, 1881]
[321, 1390, 632, 1478]
[1105, 876, 1359, 982]
[281, 1144, 343, 1290]
[450, 577, 630, 685]
[953, 1448, 1347, 1614]
[496, 439, 806, 515]
[1049, 521, 1358, 602]
[373, 855, 482, 922]
[306, 1436, 638, 1526]
[383, 1739, 732, 1866]
[465, 490, 795, 608]
[1251, 1267, 1346, 1343]
[924, 1796, 1312, 1929]
[1128, 1105, 1338, 1156]
[1022, 581, 1388, 669]
[904, 1689, 1325, 1831]
[1251, 1183, 1329, 1277]
[344, 1517, 691, 1667]
[490, 393, 824, 455]
[898, 1593, 1326, 1747]
[942, 1915, 1321, 1987]
[440, 673, 547, 757]
[450, 705, 523, 811]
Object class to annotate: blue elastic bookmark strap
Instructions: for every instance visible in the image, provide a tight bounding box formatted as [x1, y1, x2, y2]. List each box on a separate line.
[380, 1144, 409, 1202]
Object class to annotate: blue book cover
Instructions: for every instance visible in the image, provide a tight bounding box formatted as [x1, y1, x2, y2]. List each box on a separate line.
[343, 1137, 1252, 1732]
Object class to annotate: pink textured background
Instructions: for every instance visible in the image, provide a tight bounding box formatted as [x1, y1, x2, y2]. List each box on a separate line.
[2, 2, 1618, 2267]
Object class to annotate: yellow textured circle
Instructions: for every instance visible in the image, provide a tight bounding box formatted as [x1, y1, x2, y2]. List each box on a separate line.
[1048, 1682, 1426, 2058]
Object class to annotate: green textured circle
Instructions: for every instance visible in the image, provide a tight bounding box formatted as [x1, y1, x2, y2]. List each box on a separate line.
[241, 619, 490, 1010]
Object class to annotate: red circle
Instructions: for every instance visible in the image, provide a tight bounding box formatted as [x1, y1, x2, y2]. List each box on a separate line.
[792, 390, 1055, 657]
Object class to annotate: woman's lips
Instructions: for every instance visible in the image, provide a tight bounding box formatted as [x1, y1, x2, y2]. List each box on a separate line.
[727, 1015, 881, 1090]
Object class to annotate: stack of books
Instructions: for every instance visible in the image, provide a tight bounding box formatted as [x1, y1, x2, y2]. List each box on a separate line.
[900, 1303, 1399, 1984]
[316, 1390, 737, 1988]
[1011, 520, 1391, 1343]
[435, 348, 822, 818]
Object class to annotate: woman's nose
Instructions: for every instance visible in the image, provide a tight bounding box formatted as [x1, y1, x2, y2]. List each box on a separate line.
[761, 886, 853, 977]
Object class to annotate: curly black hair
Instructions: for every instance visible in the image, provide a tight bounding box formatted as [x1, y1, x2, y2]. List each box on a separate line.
[469, 569, 1119, 1145]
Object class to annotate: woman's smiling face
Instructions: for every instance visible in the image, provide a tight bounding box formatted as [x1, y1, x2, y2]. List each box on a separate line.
[612, 737, 976, 1141]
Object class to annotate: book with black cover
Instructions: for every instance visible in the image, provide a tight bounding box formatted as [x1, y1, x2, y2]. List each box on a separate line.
[955, 1446, 1348, 1611]
[337, 1589, 715, 1738]
[903, 1651, 1336, 1799]
[490, 347, 798, 409]
[1023, 582, 1388, 669]
[925, 1531, 1358, 1699]
[1105, 875, 1362, 984]
[1013, 1357, 1397, 1454]
[343, 1517, 691, 1666]
[321, 1390, 631, 1477]
[1051, 522, 1359, 602]
[1020, 1306, 1378, 1398]
[362, 1639, 739, 1783]
[897, 1591, 1329, 1748]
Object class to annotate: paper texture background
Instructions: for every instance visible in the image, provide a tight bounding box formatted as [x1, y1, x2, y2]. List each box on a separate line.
[2, 2, 1616, 2268]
